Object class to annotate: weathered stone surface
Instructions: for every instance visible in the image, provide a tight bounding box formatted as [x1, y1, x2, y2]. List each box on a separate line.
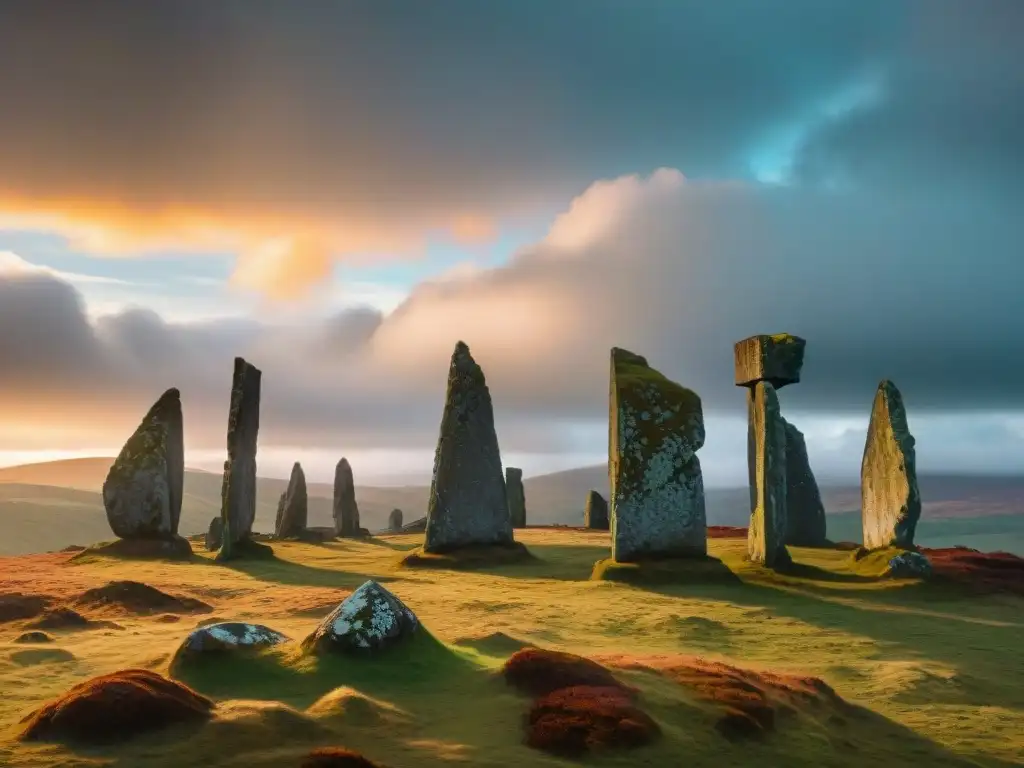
[424, 342, 513, 553]
[217, 357, 262, 561]
[861, 380, 921, 550]
[173, 622, 289, 664]
[102, 388, 184, 539]
[275, 462, 308, 539]
[302, 580, 419, 654]
[747, 382, 790, 567]
[734, 334, 806, 389]
[205, 517, 222, 551]
[402, 516, 427, 533]
[782, 419, 827, 546]
[886, 551, 932, 578]
[609, 347, 707, 562]
[388, 508, 403, 531]
[506, 467, 526, 528]
[584, 491, 609, 530]
[333, 458, 361, 537]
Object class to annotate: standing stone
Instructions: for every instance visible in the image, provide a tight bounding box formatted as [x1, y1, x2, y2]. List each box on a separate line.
[275, 462, 308, 539]
[424, 341, 512, 553]
[388, 508, 404, 532]
[861, 380, 921, 550]
[217, 357, 262, 561]
[205, 517, 223, 551]
[734, 334, 806, 389]
[782, 419, 827, 546]
[333, 458, 361, 537]
[506, 467, 526, 528]
[747, 382, 790, 566]
[609, 347, 707, 562]
[102, 388, 184, 540]
[584, 490, 609, 530]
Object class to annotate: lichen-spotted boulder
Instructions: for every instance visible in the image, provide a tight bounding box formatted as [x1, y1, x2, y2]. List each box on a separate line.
[172, 622, 289, 667]
[217, 357, 262, 561]
[302, 580, 419, 654]
[608, 347, 707, 562]
[861, 380, 921, 550]
[275, 462, 308, 538]
[424, 341, 513, 553]
[102, 388, 184, 539]
[506, 467, 526, 528]
[584, 490, 609, 530]
[333, 458, 361, 537]
[782, 419, 827, 547]
[733, 334, 806, 389]
[886, 551, 932, 579]
[747, 382, 790, 567]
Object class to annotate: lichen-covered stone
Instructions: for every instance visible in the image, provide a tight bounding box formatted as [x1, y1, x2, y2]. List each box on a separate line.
[302, 580, 419, 654]
[217, 357, 261, 561]
[609, 347, 707, 562]
[333, 458, 361, 537]
[204, 517, 222, 551]
[275, 462, 308, 539]
[782, 419, 827, 546]
[584, 491, 609, 530]
[885, 551, 932, 578]
[425, 341, 513, 553]
[506, 467, 526, 528]
[388, 508, 403, 532]
[861, 380, 921, 550]
[747, 382, 790, 567]
[734, 334, 806, 389]
[173, 622, 289, 663]
[102, 388, 184, 540]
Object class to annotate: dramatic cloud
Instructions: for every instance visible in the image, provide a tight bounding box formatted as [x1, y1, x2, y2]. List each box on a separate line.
[1, 1, 1020, 295]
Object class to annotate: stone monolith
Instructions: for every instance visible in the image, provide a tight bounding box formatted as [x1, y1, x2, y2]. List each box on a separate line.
[388, 508, 403, 532]
[333, 458, 361, 537]
[217, 357, 262, 561]
[747, 381, 790, 566]
[782, 419, 827, 546]
[506, 467, 526, 528]
[275, 462, 308, 539]
[584, 490, 609, 530]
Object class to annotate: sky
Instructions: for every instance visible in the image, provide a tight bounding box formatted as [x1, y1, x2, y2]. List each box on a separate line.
[0, 0, 1022, 486]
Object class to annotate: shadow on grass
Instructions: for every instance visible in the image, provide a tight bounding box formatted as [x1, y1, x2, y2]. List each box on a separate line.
[208, 555, 405, 590]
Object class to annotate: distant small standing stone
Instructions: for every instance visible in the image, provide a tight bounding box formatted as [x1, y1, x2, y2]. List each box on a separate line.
[584, 490, 609, 530]
[747, 381, 790, 567]
[782, 419, 827, 547]
[205, 517, 223, 551]
[275, 462, 308, 539]
[506, 467, 526, 528]
[217, 357, 262, 561]
[302, 580, 419, 654]
[333, 458, 361, 537]
[388, 508, 403, 532]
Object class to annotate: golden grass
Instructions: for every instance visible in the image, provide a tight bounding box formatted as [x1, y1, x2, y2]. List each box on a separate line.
[0, 529, 1021, 767]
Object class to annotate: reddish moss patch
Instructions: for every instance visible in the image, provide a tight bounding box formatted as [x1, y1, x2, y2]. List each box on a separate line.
[526, 685, 660, 757]
[300, 747, 386, 767]
[708, 526, 748, 538]
[74, 580, 212, 616]
[921, 546, 1024, 595]
[0, 593, 51, 623]
[19, 668, 214, 744]
[502, 648, 631, 697]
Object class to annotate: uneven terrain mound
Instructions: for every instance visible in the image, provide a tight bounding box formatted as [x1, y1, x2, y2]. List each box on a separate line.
[0, 593, 51, 623]
[300, 747, 387, 767]
[502, 648, 632, 697]
[74, 580, 212, 616]
[400, 541, 535, 570]
[922, 546, 1024, 595]
[24, 606, 117, 631]
[18, 668, 214, 744]
[71, 537, 194, 561]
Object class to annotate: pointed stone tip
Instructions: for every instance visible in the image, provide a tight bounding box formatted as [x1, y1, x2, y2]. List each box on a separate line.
[610, 347, 648, 368]
[337, 457, 351, 469]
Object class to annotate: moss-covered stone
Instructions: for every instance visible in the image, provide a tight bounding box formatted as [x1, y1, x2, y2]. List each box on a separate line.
[274, 461, 308, 539]
[333, 458, 361, 537]
[302, 580, 419, 654]
[782, 419, 828, 547]
[861, 380, 921, 550]
[747, 382, 790, 567]
[608, 347, 706, 562]
[506, 467, 526, 528]
[218, 357, 261, 559]
[584, 490, 609, 530]
[733, 334, 806, 389]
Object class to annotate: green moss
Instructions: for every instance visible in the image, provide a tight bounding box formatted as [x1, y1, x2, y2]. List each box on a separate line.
[848, 546, 917, 578]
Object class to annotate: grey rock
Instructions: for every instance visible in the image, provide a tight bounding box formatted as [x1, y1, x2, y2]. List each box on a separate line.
[388, 508, 404, 532]
[102, 388, 184, 539]
[217, 357, 262, 561]
[333, 458, 361, 537]
[861, 380, 921, 550]
[302, 580, 419, 654]
[174, 621, 289, 662]
[424, 342, 513, 553]
[275, 462, 308, 539]
[782, 419, 828, 546]
[747, 382, 790, 567]
[609, 347, 707, 562]
[506, 467, 526, 528]
[402, 516, 427, 533]
[584, 490, 609, 530]
[885, 551, 932, 578]
[734, 334, 806, 389]
[205, 517, 223, 551]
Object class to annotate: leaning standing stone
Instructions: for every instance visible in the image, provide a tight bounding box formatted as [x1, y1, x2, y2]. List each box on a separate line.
[782, 419, 827, 546]
[103, 388, 185, 540]
[424, 341, 513, 553]
[747, 382, 790, 566]
[506, 467, 526, 528]
[734, 334, 806, 389]
[302, 580, 419, 654]
[333, 458, 361, 537]
[609, 347, 707, 562]
[584, 490, 609, 530]
[217, 357, 262, 561]
[275, 462, 308, 539]
[861, 380, 921, 550]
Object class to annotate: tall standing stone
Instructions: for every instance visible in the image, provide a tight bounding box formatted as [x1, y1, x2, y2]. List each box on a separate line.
[217, 357, 262, 561]
[747, 382, 789, 566]
[275, 462, 308, 539]
[609, 347, 707, 562]
[782, 419, 827, 546]
[102, 388, 184, 540]
[424, 341, 512, 553]
[584, 490, 609, 530]
[861, 380, 921, 550]
[506, 467, 526, 528]
[388, 508, 404, 532]
[333, 458, 361, 537]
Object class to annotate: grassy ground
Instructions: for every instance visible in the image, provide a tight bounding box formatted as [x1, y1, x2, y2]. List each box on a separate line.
[0, 529, 1021, 767]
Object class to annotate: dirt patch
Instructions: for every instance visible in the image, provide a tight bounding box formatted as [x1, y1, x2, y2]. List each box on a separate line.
[24, 607, 119, 631]
[0, 593, 51, 623]
[71, 536, 194, 561]
[74, 580, 212, 616]
[13, 630, 53, 643]
[708, 526, 748, 538]
[502, 648, 631, 697]
[400, 542, 535, 570]
[300, 747, 386, 767]
[921, 546, 1024, 596]
[526, 685, 660, 757]
[18, 668, 214, 744]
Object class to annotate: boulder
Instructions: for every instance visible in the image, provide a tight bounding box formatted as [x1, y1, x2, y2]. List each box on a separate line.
[217, 357, 262, 561]
[608, 347, 707, 562]
[782, 419, 827, 546]
[584, 491, 609, 530]
[506, 467, 526, 528]
[424, 342, 513, 553]
[205, 516, 222, 551]
[388, 508, 403, 532]
[102, 388, 184, 540]
[746, 382, 790, 567]
[302, 580, 419, 654]
[333, 458, 361, 537]
[886, 551, 932, 579]
[733, 334, 806, 389]
[275, 462, 308, 538]
[172, 622, 289, 666]
[861, 380, 921, 550]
